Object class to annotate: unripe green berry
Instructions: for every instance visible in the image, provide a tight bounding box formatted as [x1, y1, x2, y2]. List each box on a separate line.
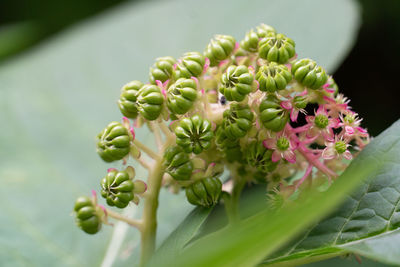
[240, 29, 259, 53]
[118, 80, 143, 119]
[240, 24, 276, 53]
[245, 141, 278, 173]
[149, 56, 176, 84]
[175, 115, 214, 154]
[163, 146, 193, 181]
[222, 103, 254, 139]
[204, 35, 236, 67]
[100, 170, 134, 208]
[259, 96, 289, 132]
[185, 177, 222, 207]
[167, 78, 198, 115]
[175, 52, 205, 79]
[96, 121, 132, 162]
[256, 62, 292, 92]
[258, 33, 295, 64]
[219, 65, 255, 102]
[291, 58, 328, 89]
[137, 84, 164, 120]
[256, 24, 276, 38]
[74, 196, 102, 234]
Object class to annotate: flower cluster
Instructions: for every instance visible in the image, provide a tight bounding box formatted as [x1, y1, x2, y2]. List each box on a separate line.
[73, 24, 369, 235]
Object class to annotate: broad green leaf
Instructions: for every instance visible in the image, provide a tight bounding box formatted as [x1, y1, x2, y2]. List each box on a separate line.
[0, 0, 360, 266]
[148, 207, 213, 266]
[262, 135, 400, 266]
[163, 119, 400, 267]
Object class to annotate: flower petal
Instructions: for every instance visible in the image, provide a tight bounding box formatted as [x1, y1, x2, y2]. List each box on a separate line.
[263, 139, 276, 150]
[343, 150, 353, 160]
[322, 147, 336, 160]
[271, 150, 281, 162]
[283, 150, 296, 163]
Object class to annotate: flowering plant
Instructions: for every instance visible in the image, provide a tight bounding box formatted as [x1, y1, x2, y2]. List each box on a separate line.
[73, 24, 372, 266]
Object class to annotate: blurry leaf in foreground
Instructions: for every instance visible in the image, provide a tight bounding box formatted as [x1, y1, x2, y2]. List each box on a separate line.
[162, 119, 400, 267]
[0, 0, 360, 266]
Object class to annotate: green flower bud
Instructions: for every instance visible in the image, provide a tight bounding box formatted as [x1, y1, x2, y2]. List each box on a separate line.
[175, 52, 205, 79]
[175, 115, 214, 154]
[137, 84, 164, 120]
[245, 141, 279, 173]
[256, 24, 276, 38]
[219, 65, 255, 102]
[167, 78, 198, 115]
[96, 121, 132, 162]
[74, 196, 102, 234]
[240, 24, 276, 53]
[118, 80, 143, 119]
[100, 169, 134, 208]
[258, 33, 295, 64]
[163, 146, 193, 181]
[293, 95, 308, 109]
[256, 62, 292, 92]
[291, 58, 328, 89]
[259, 95, 289, 132]
[149, 56, 176, 84]
[215, 126, 243, 162]
[240, 29, 259, 53]
[204, 35, 236, 67]
[222, 103, 254, 138]
[185, 177, 222, 207]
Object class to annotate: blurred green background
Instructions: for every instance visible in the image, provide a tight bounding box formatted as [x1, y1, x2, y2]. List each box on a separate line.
[0, 0, 399, 266]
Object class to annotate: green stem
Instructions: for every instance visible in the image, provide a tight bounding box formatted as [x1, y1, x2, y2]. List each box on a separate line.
[139, 137, 174, 267]
[224, 164, 247, 224]
[106, 209, 142, 230]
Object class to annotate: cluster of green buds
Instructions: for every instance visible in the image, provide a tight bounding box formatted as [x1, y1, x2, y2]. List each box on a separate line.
[74, 24, 370, 237]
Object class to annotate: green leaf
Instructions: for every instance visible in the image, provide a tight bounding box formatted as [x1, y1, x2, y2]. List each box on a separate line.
[262, 129, 400, 266]
[161, 119, 400, 267]
[149, 207, 213, 266]
[0, 0, 360, 266]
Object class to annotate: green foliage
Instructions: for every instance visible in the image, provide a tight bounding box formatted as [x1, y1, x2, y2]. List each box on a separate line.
[155, 119, 400, 267]
[0, 0, 362, 266]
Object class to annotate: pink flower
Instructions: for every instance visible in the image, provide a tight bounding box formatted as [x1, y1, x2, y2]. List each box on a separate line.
[339, 112, 368, 138]
[263, 131, 298, 163]
[323, 93, 351, 117]
[322, 137, 352, 161]
[305, 106, 339, 142]
[280, 90, 308, 122]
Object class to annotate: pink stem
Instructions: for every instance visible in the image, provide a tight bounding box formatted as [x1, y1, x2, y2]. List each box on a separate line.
[295, 164, 313, 189]
[297, 144, 338, 178]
